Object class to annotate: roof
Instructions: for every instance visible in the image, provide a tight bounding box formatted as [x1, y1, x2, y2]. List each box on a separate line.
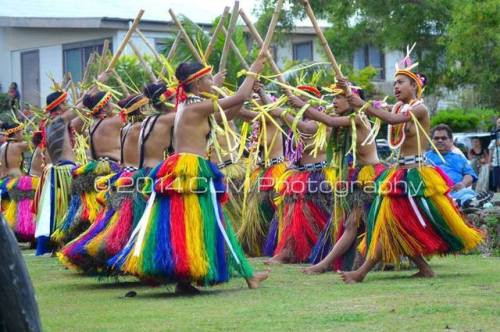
[0, 0, 327, 29]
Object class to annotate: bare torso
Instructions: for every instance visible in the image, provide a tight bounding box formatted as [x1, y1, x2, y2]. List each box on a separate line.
[174, 99, 212, 157]
[1, 141, 28, 177]
[261, 120, 284, 161]
[122, 123, 142, 168]
[29, 147, 45, 177]
[210, 121, 239, 164]
[352, 114, 380, 166]
[142, 113, 175, 168]
[89, 116, 122, 161]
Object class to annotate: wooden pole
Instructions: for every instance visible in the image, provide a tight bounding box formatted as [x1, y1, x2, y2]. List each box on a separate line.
[134, 28, 162, 62]
[168, 9, 203, 63]
[219, 1, 240, 71]
[258, 0, 284, 58]
[111, 69, 131, 97]
[81, 52, 96, 85]
[222, 26, 249, 70]
[166, 31, 181, 61]
[98, 39, 110, 73]
[301, 0, 344, 79]
[106, 9, 145, 72]
[239, 8, 290, 94]
[128, 39, 157, 82]
[204, 6, 230, 60]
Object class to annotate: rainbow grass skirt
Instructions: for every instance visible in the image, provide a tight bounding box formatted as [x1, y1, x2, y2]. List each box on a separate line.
[3, 175, 39, 242]
[59, 168, 149, 273]
[360, 165, 483, 264]
[237, 161, 288, 257]
[108, 153, 253, 285]
[309, 163, 386, 271]
[52, 159, 121, 245]
[263, 165, 336, 262]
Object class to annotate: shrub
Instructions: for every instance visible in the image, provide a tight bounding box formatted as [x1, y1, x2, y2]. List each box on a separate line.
[431, 108, 499, 132]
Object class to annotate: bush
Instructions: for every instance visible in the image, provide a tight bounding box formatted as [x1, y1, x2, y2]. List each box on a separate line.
[431, 108, 499, 132]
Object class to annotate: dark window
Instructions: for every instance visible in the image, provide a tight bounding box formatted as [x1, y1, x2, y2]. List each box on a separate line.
[155, 39, 169, 53]
[63, 39, 112, 82]
[353, 45, 385, 80]
[293, 41, 313, 61]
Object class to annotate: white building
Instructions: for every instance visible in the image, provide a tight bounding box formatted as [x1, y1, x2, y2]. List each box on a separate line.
[0, 0, 402, 107]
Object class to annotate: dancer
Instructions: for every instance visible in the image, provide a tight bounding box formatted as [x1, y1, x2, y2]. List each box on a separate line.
[0, 122, 38, 242]
[339, 51, 483, 283]
[237, 84, 288, 257]
[294, 84, 385, 273]
[60, 94, 148, 272]
[52, 90, 122, 245]
[264, 85, 333, 264]
[109, 57, 269, 291]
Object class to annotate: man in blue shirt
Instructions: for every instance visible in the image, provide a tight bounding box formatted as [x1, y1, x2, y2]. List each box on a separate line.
[426, 124, 492, 208]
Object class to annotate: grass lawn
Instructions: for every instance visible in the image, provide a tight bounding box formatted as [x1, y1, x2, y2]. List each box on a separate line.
[24, 252, 499, 331]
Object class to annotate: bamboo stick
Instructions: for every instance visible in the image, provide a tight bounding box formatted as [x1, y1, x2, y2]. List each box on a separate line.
[128, 39, 157, 82]
[81, 52, 96, 85]
[301, 0, 344, 80]
[239, 8, 290, 94]
[106, 9, 145, 72]
[222, 26, 249, 70]
[168, 9, 203, 63]
[258, 0, 284, 58]
[98, 39, 110, 73]
[166, 31, 181, 61]
[219, 1, 240, 71]
[204, 6, 231, 60]
[135, 28, 162, 61]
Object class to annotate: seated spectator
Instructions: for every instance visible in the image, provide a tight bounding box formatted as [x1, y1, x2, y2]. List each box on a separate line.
[489, 118, 500, 192]
[426, 124, 492, 209]
[468, 137, 489, 192]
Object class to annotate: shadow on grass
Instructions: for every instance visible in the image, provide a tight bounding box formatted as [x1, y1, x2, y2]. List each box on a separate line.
[69, 280, 151, 290]
[136, 287, 248, 300]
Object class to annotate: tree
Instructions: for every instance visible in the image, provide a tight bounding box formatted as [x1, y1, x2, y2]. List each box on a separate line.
[444, 0, 499, 108]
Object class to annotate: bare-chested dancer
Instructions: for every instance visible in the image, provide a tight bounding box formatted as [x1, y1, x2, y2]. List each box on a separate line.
[339, 55, 483, 283]
[109, 57, 269, 291]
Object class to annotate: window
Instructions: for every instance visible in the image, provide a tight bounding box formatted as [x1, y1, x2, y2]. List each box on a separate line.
[353, 45, 385, 80]
[155, 39, 169, 53]
[293, 41, 313, 61]
[63, 39, 112, 82]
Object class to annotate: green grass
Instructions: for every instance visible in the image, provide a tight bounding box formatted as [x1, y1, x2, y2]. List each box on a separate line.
[24, 252, 499, 331]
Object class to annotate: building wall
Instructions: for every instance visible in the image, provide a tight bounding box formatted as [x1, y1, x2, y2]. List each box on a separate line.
[273, 34, 324, 68]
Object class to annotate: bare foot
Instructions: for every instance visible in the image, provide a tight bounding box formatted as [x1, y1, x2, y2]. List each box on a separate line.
[175, 282, 201, 295]
[246, 270, 270, 289]
[339, 270, 364, 284]
[411, 269, 436, 278]
[303, 263, 329, 275]
[264, 257, 285, 265]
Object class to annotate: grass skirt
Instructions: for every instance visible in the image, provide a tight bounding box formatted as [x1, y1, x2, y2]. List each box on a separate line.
[0, 176, 11, 213]
[360, 165, 484, 264]
[52, 159, 121, 245]
[237, 161, 287, 257]
[4, 176, 39, 242]
[219, 160, 246, 231]
[34, 161, 75, 255]
[309, 163, 385, 271]
[59, 168, 149, 273]
[264, 166, 335, 263]
[108, 153, 254, 285]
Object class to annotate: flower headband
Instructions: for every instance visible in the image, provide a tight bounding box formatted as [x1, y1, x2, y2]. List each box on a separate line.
[91, 91, 112, 115]
[297, 85, 321, 98]
[5, 123, 24, 136]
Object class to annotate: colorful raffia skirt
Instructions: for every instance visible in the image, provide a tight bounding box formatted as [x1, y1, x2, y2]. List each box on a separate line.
[360, 165, 483, 264]
[107, 153, 253, 285]
[3, 175, 39, 242]
[34, 161, 75, 255]
[263, 163, 335, 262]
[308, 163, 386, 270]
[59, 168, 149, 273]
[237, 159, 288, 257]
[0, 176, 11, 213]
[52, 158, 121, 245]
[218, 159, 246, 231]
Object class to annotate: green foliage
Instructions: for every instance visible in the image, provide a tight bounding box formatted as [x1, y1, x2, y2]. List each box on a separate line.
[0, 93, 10, 112]
[430, 108, 499, 132]
[444, 0, 500, 108]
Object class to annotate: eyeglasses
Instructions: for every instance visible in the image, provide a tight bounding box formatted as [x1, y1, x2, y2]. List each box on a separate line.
[432, 136, 449, 141]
